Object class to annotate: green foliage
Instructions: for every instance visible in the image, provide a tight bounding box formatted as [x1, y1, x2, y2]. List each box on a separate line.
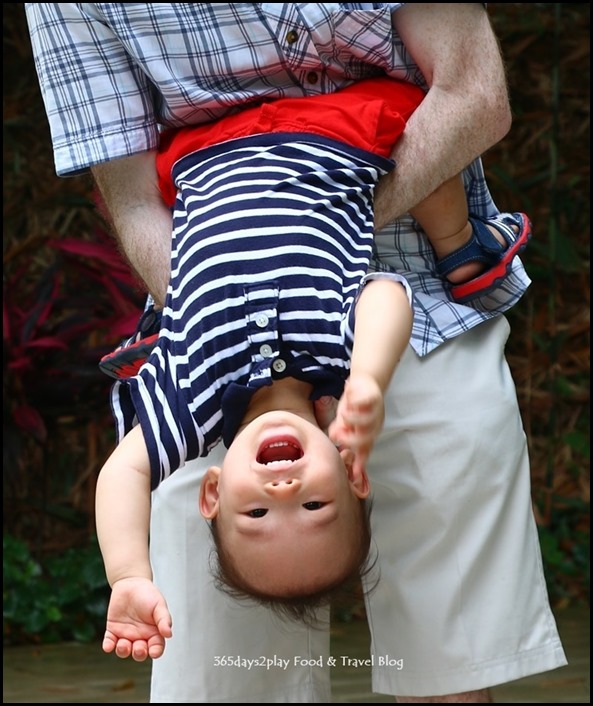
[3, 534, 109, 645]
[539, 514, 590, 606]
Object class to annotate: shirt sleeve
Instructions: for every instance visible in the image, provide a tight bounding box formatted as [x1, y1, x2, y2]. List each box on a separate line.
[25, 3, 159, 176]
[362, 271, 413, 307]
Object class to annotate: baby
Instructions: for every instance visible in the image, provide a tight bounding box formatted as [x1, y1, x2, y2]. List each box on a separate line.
[96, 77, 529, 660]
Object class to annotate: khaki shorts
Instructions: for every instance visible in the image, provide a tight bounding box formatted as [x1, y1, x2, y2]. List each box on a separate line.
[149, 316, 566, 701]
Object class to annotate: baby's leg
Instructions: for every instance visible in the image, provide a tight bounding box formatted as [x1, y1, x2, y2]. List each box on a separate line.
[409, 176, 531, 302]
[410, 175, 510, 283]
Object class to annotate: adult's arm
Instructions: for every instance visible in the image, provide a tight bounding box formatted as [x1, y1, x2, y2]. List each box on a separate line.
[91, 151, 172, 307]
[374, 3, 511, 229]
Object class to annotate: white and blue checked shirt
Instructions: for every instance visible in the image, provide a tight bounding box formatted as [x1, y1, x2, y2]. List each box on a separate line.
[26, 3, 531, 357]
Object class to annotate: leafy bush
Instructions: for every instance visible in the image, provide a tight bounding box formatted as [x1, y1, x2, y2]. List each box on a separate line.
[3, 534, 109, 645]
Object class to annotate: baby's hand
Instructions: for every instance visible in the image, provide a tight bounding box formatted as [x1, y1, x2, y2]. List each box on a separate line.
[313, 395, 338, 432]
[103, 577, 172, 661]
[328, 375, 384, 474]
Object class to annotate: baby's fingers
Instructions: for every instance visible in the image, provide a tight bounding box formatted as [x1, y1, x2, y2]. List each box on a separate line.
[147, 634, 167, 659]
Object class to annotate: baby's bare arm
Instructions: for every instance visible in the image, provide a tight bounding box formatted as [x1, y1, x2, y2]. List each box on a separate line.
[96, 424, 172, 659]
[329, 279, 412, 471]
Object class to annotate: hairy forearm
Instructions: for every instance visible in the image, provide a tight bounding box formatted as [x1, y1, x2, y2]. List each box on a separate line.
[374, 4, 511, 229]
[91, 152, 173, 307]
[95, 425, 153, 586]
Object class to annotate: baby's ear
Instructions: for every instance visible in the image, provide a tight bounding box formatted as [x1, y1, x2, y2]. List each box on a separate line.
[351, 466, 371, 499]
[340, 448, 370, 499]
[199, 466, 221, 519]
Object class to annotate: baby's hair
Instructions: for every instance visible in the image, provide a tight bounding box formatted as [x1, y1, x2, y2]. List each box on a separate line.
[206, 499, 377, 626]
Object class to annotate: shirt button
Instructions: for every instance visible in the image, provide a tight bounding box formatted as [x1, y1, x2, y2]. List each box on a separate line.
[272, 358, 287, 373]
[255, 314, 269, 328]
[286, 29, 299, 45]
[260, 344, 273, 358]
[306, 71, 319, 84]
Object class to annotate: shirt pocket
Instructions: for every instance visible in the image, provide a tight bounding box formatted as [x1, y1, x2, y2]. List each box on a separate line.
[311, 8, 399, 79]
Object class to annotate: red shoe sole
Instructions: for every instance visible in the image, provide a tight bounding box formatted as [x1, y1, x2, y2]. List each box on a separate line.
[99, 334, 159, 379]
[450, 216, 532, 303]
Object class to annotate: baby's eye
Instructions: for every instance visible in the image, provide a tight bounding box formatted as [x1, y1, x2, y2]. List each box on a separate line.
[303, 502, 325, 511]
[247, 508, 268, 518]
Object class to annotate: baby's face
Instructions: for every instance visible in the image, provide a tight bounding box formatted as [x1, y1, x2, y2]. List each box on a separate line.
[199, 410, 370, 594]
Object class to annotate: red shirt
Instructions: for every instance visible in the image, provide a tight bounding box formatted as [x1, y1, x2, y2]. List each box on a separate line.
[157, 76, 424, 206]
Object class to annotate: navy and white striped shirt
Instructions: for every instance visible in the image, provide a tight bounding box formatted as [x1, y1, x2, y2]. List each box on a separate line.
[112, 135, 410, 489]
[26, 3, 531, 360]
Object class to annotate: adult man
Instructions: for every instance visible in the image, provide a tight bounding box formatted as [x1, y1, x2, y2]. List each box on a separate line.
[26, 3, 567, 702]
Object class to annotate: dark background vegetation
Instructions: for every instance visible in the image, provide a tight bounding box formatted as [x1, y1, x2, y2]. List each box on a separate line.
[3, 4, 590, 645]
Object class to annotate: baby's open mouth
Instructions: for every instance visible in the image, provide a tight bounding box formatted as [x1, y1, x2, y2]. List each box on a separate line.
[256, 438, 303, 465]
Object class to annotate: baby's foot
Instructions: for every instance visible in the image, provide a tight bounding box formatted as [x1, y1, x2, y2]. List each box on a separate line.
[442, 221, 518, 284]
[99, 307, 162, 379]
[435, 212, 532, 303]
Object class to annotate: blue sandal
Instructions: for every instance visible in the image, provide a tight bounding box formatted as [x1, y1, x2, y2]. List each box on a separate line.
[99, 306, 161, 379]
[436, 212, 532, 303]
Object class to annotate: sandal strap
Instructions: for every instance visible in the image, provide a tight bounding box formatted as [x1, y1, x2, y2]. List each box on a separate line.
[435, 213, 519, 278]
[119, 306, 162, 348]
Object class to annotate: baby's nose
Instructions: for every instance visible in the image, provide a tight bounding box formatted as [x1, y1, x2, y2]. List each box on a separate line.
[264, 478, 302, 495]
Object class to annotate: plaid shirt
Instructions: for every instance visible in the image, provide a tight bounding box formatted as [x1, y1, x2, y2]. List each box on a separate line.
[25, 2, 530, 356]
